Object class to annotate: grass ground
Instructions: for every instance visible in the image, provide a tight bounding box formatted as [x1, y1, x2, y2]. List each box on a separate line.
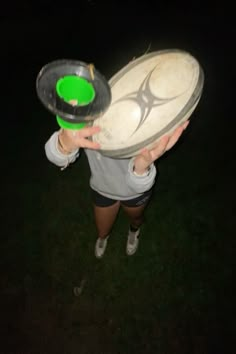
[1, 10, 235, 354]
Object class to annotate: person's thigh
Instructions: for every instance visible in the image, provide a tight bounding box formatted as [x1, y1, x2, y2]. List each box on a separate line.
[121, 189, 153, 228]
[92, 189, 120, 238]
[93, 202, 120, 237]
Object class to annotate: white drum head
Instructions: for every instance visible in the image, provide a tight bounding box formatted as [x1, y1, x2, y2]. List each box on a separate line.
[92, 49, 204, 158]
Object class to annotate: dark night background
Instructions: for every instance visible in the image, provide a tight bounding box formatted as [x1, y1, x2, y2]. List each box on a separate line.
[1, 1, 236, 353]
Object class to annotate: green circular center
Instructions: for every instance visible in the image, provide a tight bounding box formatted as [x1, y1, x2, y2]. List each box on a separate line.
[56, 75, 95, 105]
[55, 75, 95, 130]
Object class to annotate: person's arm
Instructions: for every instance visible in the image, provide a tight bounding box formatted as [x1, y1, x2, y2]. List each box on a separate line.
[126, 121, 189, 192]
[126, 156, 157, 193]
[45, 125, 101, 170]
[45, 130, 79, 170]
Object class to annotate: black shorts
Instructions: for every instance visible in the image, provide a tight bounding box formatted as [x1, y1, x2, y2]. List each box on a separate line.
[91, 188, 153, 208]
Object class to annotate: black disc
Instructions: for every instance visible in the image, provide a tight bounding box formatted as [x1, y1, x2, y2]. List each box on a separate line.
[36, 59, 111, 123]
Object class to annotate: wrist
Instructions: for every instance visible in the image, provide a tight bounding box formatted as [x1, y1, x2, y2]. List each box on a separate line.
[57, 133, 76, 155]
[133, 165, 151, 176]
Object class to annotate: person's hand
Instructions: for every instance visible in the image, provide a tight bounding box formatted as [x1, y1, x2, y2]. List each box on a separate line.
[58, 125, 101, 154]
[133, 120, 189, 175]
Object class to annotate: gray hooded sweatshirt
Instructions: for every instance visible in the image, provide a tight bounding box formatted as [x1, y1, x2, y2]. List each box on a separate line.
[45, 130, 157, 200]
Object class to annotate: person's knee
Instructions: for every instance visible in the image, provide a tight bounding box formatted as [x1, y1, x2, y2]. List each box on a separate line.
[122, 206, 145, 226]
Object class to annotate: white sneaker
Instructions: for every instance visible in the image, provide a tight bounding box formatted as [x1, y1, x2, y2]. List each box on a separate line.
[126, 227, 140, 256]
[95, 236, 109, 259]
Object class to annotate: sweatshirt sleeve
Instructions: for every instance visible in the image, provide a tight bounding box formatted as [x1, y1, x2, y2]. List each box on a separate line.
[44, 130, 80, 170]
[125, 157, 157, 193]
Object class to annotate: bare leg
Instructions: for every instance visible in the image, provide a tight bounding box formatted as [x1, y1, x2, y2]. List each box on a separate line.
[121, 203, 147, 229]
[93, 201, 120, 239]
[121, 203, 148, 255]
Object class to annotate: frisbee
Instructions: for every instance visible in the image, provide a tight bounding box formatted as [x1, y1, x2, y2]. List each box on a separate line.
[36, 59, 111, 129]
